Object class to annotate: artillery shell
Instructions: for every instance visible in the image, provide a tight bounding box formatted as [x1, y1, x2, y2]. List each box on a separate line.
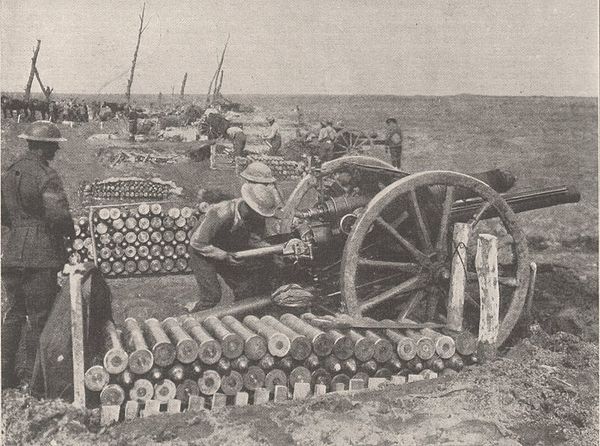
[103, 321, 129, 374]
[154, 379, 177, 402]
[399, 321, 436, 360]
[129, 378, 154, 402]
[125, 217, 137, 229]
[379, 319, 418, 361]
[311, 368, 332, 389]
[374, 368, 392, 379]
[150, 260, 162, 272]
[150, 203, 162, 215]
[346, 329, 375, 362]
[447, 330, 478, 356]
[124, 318, 154, 374]
[277, 356, 294, 373]
[360, 360, 378, 375]
[387, 355, 404, 373]
[150, 231, 162, 243]
[84, 365, 109, 392]
[265, 369, 288, 393]
[404, 320, 456, 359]
[258, 353, 275, 371]
[202, 316, 244, 359]
[221, 370, 244, 395]
[181, 207, 193, 218]
[138, 203, 150, 215]
[175, 217, 187, 228]
[100, 384, 125, 406]
[261, 315, 311, 361]
[243, 366, 266, 391]
[99, 262, 111, 275]
[137, 231, 150, 244]
[168, 364, 186, 383]
[216, 357, 232, 374]
[163, 258, 175, 271]
[144, 318, 177, 367]
[109, 208, 121, 220]
[163, 217, 174, 229]
[243, 315, 290, 358]
[162, 317, 198, 364]
[138, 260, 150, 272]
[364, 330, 394, 364]
[423, 355, 445, 373]
[125, 232, 137, 244]
[163, 245, 175, 257]
[322, 356, 342, 374]
[182, 317, 222, 365]
[221, 315, 267, 361]
[304, 353, 320, 371]
[445, 354, 465, 371]
[112, 261, 125, 274]
[175, 258, 188, 270]
[175, 230, 187, 242]
[289, 366, 311, 388]
[189, 360, 203, 377]
[352, 372, 370, 386]
[168, 207, 181, 219]
[405, 357, 424, 373]
[197, 370, 221, 395]
[125, 260, 137, 274]
[330, 373, 350, 389]
[341, 358, 358, 376]
[232, 355, 249, 373]
[148, 367, 163, 381]
[118, 370, 134, 388]
[176, 379, 200, 404]
[328, 330, 354, 360]
[280, 314, 333, 357]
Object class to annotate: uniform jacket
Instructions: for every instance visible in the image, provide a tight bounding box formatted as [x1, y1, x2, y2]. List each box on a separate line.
[1, 151, 75, 268]
[386, 127, 403, 150]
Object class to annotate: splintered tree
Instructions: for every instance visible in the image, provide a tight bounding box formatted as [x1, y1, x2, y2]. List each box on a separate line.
[180, 72, 188, 99]
[24, 40, 41, 102]
[206, 34, 229, 104]
[125, 3, 149, 106]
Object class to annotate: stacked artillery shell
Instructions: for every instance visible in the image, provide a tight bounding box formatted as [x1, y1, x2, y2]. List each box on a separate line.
[66, 216, 94, 263]
[246, 155, 306, 180]
[90, 202, 201, 277]
[82, 178, 175, 201]
[87, 313, 475, 413]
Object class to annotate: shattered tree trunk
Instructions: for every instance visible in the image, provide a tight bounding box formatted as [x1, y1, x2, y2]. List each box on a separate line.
[24, 40, 41, 102]
[125, 3, 149, 106]
[34, 68, 52, 101]
[206, 35, 229, 103]
[180, 72, 188, 99]
[215, 70, 224, 97]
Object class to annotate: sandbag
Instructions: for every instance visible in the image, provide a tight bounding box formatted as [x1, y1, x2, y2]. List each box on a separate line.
[30, 263, 113, 401]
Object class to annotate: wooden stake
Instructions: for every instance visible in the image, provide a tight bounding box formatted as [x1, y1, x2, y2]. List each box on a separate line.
[447, 223, 471, 331]
[24, 39, 41, 102]
[475, 234, 500, 362]
[67, 264, 86, 409]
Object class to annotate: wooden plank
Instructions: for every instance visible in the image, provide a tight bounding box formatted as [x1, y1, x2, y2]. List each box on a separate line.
[67, 265, 86, 409]
[419, 370, 438, 380]
[167, 399, 182, 413]
[187, 395, 205, 412]
[124, 401, 140, 420]
[391, 375, 406, 385]
[407, 374, 424, 383]
[143, 400, 161, 417]
[475, 234, 500, 363]
[314, 384, 327, 396]
[100, 405, 121, 426]
[211, 393, 227, 410]
[253, 387, 269, 405]
[446, 223, 471, 331]
[273, 385, 288, 402]
[348, 379, 364, 391]
[234, 392, 249, 406]
[367, 378, 387, 390]
[292, 382, 310, 400]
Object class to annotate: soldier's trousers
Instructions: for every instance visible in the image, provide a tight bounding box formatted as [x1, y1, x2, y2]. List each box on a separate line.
[389, 147, 402, 169]
[1, 267, 59, 388]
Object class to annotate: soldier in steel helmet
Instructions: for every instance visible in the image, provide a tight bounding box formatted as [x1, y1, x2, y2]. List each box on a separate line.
[1, 121, 75, 390]
[385, 117, 403, 169]
[188, 164, 282, 311]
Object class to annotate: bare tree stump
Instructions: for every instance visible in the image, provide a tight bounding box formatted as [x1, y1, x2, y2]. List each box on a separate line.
[475, 234, 500, 362]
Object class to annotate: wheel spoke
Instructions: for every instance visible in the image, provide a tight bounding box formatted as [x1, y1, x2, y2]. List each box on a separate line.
[357, 258, 421, 273]
[359, 275, 427, 312]
[397, 289, 425, 320]
[409, 190, 433, 252]
[375, 217, 430, 264]
[436, 186, 455, 252]
[469, 201, 492, 228]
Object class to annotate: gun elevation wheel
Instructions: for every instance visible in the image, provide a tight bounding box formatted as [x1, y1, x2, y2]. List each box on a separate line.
[340, 171, 529, 346]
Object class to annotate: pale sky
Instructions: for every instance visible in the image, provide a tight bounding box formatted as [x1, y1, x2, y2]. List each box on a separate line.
[1, 0, 598, 96]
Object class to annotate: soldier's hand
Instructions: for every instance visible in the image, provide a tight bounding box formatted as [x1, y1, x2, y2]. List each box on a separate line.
[226, 253, 243, 266]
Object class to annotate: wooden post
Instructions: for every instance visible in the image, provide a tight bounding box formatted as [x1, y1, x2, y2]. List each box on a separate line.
[475, 234, 500, 362]
[125, 3, 149, 106]
[67, 264, 86, 409]
[24, 39, 41, 102]
[180, 72, 188, 99]
[446, 223, 471, 331]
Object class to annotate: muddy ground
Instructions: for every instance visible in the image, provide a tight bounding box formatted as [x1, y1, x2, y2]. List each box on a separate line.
[1, 95, 598, 445]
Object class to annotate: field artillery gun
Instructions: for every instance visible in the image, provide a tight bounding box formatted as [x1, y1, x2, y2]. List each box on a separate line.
[194, 155, 580, 347]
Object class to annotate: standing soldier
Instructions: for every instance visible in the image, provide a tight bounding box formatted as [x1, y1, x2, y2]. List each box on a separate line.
[1, 121, 75, 389]
[385, 117, 403, 169]
[262, 116, 282, 155]
[226, 126, 247, 158]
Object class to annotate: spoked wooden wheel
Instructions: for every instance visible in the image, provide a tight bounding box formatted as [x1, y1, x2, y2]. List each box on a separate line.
[277, 156, 396, 234]
[341, 171, 529, 345]
[334, 129, 373, 156]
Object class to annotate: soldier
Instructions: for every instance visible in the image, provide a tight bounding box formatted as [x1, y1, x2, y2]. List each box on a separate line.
[188, 169, 281, 311]
[385, 117, 403, 169]
[226, 126, 247, 157]
[262, 116, 282, 155]
[318, 120, 337, 161]
[1, 121, 75, 389]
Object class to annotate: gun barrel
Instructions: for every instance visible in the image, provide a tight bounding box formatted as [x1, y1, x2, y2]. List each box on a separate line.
[452, 185, 580, 222]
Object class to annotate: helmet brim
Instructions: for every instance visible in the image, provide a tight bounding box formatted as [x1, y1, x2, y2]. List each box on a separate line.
[18, 134, 66, 142]
[240, 172, 276, 184]
[241, 183, 278, 217]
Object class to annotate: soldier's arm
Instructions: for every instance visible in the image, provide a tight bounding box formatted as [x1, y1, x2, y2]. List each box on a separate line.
[189, 207, 228, 260]
[1, 193, 10, 228]
[41, 172, 75, 238]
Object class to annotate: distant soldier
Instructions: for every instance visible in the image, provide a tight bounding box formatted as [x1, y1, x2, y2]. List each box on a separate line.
[385, 117, 403, 169]
[1, 121, 75, 389]
[226, 126, 247, 157]
[318, 120, 337, 161]
[263, 116, 281, 155]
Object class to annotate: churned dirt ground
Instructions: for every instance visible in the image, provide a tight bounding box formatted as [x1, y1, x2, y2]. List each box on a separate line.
[1, 94, 598, 445]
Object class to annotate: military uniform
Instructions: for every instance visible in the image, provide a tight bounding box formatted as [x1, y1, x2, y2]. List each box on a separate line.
[386, 128, 403, 169]
[1, 151, 74, 387]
